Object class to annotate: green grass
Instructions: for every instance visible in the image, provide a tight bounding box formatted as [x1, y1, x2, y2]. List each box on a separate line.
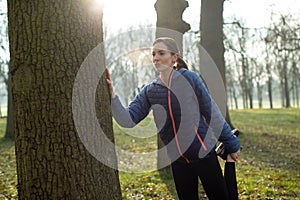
[0, 118, 17, 200]
[0, 109, 299, 199]
[230, 108, 300, 199]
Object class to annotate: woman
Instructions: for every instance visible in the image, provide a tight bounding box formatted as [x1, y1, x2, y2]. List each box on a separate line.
[106, 37, 240, 200]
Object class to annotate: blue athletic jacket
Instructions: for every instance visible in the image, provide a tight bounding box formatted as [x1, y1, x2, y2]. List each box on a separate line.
[111, 68, 240, 162]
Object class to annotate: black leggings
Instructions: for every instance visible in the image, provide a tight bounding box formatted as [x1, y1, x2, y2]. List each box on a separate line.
[171, 152, 229, 200]
[225, 162, 238, 200]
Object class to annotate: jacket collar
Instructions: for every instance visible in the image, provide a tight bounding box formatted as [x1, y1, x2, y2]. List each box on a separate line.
[153, 68, 187, 86]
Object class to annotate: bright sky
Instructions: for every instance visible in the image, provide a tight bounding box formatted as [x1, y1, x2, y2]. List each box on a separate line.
[1, 0, 299, 33]
[101, 0, 300, 32]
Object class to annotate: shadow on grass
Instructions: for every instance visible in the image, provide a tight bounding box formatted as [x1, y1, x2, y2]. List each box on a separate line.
[0, 136, 14, 153]
[238, 131, 300, 173]
[234, 130, 300, 199]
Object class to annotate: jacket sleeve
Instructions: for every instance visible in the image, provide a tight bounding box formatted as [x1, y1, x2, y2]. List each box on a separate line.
[192, 72, 240, 153]
[111, 86, 151, 128]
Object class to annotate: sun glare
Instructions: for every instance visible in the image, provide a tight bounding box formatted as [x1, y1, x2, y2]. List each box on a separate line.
[102, 0, 156, 32]
[94, 0, 106, 6]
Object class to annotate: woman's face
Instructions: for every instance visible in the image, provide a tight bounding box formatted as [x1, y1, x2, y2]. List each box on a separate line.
[152, 42, 178, 73]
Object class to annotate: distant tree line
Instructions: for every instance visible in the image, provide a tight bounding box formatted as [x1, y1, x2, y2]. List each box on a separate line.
[223, 13, 300, 109]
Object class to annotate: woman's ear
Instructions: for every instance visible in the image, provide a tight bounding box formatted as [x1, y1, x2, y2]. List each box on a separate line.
[172, 53, 179, 63]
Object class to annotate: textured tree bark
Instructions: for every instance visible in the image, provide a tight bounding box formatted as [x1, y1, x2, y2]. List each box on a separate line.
[8, 0, 121, 199]
[200, 0, 225, 81]
[200, 0, 235, 128]
[155, 0, 190, 53]
[4, 73, 14, 140]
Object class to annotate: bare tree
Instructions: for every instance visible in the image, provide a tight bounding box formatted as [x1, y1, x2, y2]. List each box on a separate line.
[291, 61, 300, 107]
[223, 8, 300, 110]
[250, 58, 265, 109]
[266, 13, 300, 108]
[224, 20, 256, 109]
[263, 31, 276, 109]
[183, 31, 201, 73]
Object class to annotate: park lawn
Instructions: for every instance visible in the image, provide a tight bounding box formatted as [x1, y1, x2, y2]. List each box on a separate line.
[0, 118, 17, 200]
[0, 108, 299, 199]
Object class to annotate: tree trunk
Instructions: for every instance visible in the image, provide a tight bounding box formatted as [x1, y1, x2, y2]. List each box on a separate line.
[200, 0, 235, 128]
[233, 89, 238, 109]
[155, 0, 190, 52]
[249, 86, 253, 109]
[200, 0, 225, 81]
[280, 78, 285, 107]
[266, 63, 274, 109]
[283, 58, 290, 108]
[296, 80, 299, 107]
[8, 0, 122, 199]
[4, 70, 14, 140]
[267, 78, 273, 109]
[256, 82, 263, 109]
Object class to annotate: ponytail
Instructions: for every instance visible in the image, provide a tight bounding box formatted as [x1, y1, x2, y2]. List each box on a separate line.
[175, 57, 189, 70]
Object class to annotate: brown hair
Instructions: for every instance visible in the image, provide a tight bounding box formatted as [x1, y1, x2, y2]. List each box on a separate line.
[152, 37, 189, 70]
